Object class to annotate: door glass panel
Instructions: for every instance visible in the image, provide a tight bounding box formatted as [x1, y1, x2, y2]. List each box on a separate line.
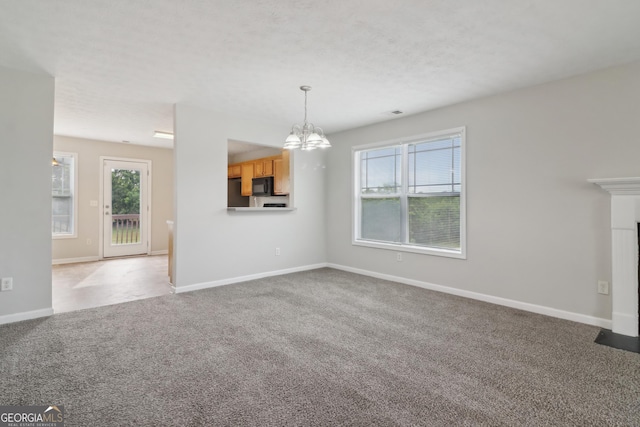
[111, 168, 141, 245]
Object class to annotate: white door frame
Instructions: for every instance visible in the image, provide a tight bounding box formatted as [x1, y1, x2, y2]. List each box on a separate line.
[99, 156, 152, 259]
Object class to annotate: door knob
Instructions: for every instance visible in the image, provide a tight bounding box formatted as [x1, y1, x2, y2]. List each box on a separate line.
[105, 212, 110, 215]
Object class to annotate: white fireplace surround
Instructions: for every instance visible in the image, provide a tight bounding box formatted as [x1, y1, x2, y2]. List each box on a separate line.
[589, 177, 640, 337]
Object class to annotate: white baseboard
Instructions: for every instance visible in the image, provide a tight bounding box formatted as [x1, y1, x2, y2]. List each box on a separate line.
[52, 253, 168, 264]
[174, 263, 329, 294]
[0, 308, 54, 326]
[327, 263, 612, 330]
[45, 258, 614, 331]
[52, 256, 100, 265]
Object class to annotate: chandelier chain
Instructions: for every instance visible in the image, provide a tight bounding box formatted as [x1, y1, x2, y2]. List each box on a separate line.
[304, 90, 308, 124]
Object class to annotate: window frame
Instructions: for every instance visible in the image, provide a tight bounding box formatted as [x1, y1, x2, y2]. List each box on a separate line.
[352, 127, 466, 259]
[52, 151, 79, 239]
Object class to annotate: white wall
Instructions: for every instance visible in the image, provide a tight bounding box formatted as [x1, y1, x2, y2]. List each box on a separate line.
[52, 135, 174, 262]
[0, 66, 55, 322]
[173, 104, 326, 290]
[326, 60, 640, 325]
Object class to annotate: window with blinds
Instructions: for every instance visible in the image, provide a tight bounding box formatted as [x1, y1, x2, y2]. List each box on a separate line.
[353, 128, 465, 258]
[52, 152, 78, 238]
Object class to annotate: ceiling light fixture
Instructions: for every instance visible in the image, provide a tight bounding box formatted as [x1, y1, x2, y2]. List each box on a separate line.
[284, 86, 331, 151]
[153, 131, 174, 140]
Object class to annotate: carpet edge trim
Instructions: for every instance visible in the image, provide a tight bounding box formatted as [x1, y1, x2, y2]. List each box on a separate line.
[327, 263, 611, 329]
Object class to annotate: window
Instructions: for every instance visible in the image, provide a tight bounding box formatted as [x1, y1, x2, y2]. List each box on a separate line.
[353, 127, 465, 258]
[52, 152, 78, 238]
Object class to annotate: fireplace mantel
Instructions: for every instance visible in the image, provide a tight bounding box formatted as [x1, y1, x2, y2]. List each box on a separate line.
[589, 177, 640, 337]
[588, 177, 640, 195]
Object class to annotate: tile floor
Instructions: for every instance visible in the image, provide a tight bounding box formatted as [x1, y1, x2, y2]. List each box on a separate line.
[52, 255, 172, 313]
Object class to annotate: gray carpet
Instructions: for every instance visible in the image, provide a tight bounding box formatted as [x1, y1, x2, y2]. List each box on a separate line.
[1, 268, 639, 426]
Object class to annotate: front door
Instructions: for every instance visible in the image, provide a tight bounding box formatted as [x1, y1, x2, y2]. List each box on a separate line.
[103, 159, 150, 258]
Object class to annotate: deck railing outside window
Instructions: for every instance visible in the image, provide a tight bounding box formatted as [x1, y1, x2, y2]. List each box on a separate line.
[112, 214, 140, 244]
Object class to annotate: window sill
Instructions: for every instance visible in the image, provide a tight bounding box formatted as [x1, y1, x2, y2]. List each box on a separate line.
[227, 207, 297, 212]
[353, 239, 466, 259]
[52, 234, 77, 240]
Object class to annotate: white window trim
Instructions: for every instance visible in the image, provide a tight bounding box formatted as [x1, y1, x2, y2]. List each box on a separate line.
[352, 127, 466, 259]
[52, 151, 79, 239]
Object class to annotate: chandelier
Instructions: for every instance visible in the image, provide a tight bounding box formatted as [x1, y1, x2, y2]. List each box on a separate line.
[283, 86, 331, 150]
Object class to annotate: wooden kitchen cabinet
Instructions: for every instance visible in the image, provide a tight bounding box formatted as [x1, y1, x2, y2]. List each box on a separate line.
[264, 160, 274, 176]
[273, 150, 290, 195]
[230, 153, 285, 196]
[228, 164, 242, 178]
[241, 163, 254, 196]
[254, 159, 274, 177]
[254, 161, 264, 177]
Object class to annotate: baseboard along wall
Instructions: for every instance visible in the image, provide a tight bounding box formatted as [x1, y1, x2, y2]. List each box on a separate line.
[173, 263, 329, 294]
[327, 263, 612, 330]
[0, 308, 54, 326]
[52, 252, 167, 266]
[5, 262, 611, 330]
[52, 256, 100, 265]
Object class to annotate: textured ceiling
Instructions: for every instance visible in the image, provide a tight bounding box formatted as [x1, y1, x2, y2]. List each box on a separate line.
[1, 1, 640, 150]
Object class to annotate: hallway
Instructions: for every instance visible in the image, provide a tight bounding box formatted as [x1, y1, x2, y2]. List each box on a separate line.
[52, 255, 172, 313]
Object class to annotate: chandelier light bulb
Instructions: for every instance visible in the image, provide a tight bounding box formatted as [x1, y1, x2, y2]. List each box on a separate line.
[307, 132, 322, 144]
[284, 131, 302, 149]
[318, 136, 331, 149]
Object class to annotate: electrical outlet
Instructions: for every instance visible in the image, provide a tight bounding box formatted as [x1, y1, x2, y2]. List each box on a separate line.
[86, 238, 92, 245]
[597, 280, 609, 295]
[275, 247, 281, 256]
[1, 277, 13, 291]
[396, 252, 402, 262]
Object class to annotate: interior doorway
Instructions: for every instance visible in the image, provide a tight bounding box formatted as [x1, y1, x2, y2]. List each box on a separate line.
[101, 158, 151, 258]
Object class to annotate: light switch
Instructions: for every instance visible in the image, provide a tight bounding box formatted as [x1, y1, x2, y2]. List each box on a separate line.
[89, 200, 98, 207]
